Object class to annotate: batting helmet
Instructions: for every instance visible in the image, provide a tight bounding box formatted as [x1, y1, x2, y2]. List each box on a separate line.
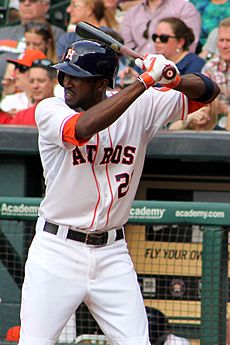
[52, 40, 118, 88]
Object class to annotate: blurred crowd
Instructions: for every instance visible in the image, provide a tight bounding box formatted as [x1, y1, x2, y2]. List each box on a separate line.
[0, 0, 230, 130]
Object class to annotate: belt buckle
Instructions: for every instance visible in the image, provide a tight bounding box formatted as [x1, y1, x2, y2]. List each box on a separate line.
[86, 232, 108, 245]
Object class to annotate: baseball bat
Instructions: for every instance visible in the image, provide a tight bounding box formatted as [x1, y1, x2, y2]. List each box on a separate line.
[75, 21, 177, 80]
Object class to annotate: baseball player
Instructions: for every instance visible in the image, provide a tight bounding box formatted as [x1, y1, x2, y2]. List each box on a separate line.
[18, 40, 219, 345]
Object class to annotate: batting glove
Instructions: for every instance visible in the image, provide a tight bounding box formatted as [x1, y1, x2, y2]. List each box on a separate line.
[136, 54, 181, 89]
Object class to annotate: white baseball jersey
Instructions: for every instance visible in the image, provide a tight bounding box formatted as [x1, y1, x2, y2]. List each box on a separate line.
[35, 88, 188, 231]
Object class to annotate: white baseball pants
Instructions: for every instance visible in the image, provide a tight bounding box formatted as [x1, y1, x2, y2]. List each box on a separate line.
[18, 225, 151, 345]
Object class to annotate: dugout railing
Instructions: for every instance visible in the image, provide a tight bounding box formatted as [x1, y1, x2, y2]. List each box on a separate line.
[0, 197, 230, 345]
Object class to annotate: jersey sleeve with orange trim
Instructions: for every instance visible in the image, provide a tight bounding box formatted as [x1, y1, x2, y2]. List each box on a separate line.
[62, 112, 90, 147]
[188, 99, 206, 114]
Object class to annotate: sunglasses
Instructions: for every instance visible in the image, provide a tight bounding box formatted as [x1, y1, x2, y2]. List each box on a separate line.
[32, 58, 53, 67]
[152, 34, 177, 43]
[16, 64, 29, 73]
[25, 22, 50, 31]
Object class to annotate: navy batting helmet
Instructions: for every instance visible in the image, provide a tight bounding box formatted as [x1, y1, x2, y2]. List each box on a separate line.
[52, 40, 119, 88]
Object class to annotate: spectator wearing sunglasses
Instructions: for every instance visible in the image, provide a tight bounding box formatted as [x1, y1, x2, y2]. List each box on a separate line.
[0, 49, 47, 115]
[0, 0, 64, 87]
[120, 0, 201, 56]
[153, 17, 205, 75]
[6, 59, 57, 126]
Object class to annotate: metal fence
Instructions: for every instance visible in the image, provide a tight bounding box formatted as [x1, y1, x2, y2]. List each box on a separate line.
[0, 197, 230, 345]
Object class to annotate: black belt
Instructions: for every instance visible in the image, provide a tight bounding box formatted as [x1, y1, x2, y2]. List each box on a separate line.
[43, 221, 124, 246]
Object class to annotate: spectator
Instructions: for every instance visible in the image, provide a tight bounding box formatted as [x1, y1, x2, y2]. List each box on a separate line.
[190, 0, 230, 48]
[24, 21, 58, 62]
[66, 0, 106, 32]
[8, 0, 20, 23]
[201, 17, 230, 130]
[199, 18, 230, 62]
[65, 0, 118, 32]
[153, 17, 205, 75]
[169, 17, 230, 132]
[3, 21, 57, 87]
[0, 111, 14, 124]
[7, 58, 57, 126]
[0, 49, 47, 114]
[199, 27, 219, 60]
[0, 0, 64, 85]
[103, 0, 123, 28]
[146, 306, 191, 345]
[120, 0, 201, 56]
[57, 0, 118, 61]
[168, 102, 219, 131]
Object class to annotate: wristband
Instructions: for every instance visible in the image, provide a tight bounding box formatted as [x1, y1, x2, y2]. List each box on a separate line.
[137, 72, 155, 89]
[162, 75, 181, 89]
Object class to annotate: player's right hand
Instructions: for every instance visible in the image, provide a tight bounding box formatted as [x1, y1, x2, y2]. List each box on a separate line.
[136, 54, 181, 89]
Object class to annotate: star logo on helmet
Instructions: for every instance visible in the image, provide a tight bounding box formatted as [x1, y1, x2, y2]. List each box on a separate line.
[65, 48, 75, 61]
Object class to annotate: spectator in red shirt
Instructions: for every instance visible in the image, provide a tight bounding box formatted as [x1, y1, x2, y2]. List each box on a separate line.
[1, 49, 47, 113]
[8, 58, 57, 126]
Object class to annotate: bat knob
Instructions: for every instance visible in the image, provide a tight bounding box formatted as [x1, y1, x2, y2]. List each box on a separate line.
[163, 65, 177, 80]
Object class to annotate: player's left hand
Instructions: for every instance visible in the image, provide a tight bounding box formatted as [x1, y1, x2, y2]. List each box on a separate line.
[135, 53, 181, 89]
